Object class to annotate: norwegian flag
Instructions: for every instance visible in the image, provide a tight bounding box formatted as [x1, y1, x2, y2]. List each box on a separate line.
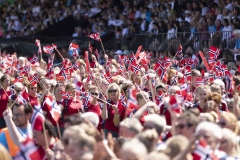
[28, 74, 40, 86]
[135, 45, 142, 59]
[43, 45, 54, 55]
[62, 91, 73, 100]
[118, 55, 128, 64]
[183, 68, 192, 83]
[129, 58, 141, 74]
[43, 96, 61, 122]
[82, 92, 93, 107]
[126, 86, 139, 117]
[69, 43, 79, 51]
[196, 77, 204, 87]
[176, 44, 183, 60]
[209, 46, 220, 60]
[85, 51, 90, 73]
[30, 104, 45, 131]
[5, 56, 14, 66]
[225, 71, 234, 93]
[18, 66, 30, 76]
[57, 69, 71, 80]
[192, 139, 211, 160]
[89, 43, 93, 52]
[74, 77, 83, 92]
[169, 95, 182, 114]
[35, 39, 42, 55]
[104, 71, 113, 83]
[17, 94, 27, 105]
[28, 54, 38, 65]
[14, 137, 42, 160]
[170, 73, 178, 86]
[89, 33, 100, 41]
[46, 56, 54, 79]
[120, 95, 127, 107]
[5, 67, 15, 75]
[180, 83, 188, 98]
[155, 90, 166, 105]
[13, 76, 23, 84]
[86, 69, 94, 82]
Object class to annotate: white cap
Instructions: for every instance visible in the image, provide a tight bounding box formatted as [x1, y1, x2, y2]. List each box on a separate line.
[184, 10, 191, 14]
[114, 50, 123, 55]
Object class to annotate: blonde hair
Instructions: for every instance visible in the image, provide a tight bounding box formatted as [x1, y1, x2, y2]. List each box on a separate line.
[164, 135, 189, 159]
[144, 114, 166, 136]
[120, 118, 143, 134]
[0, 144, 12, 160]
[220, 112, 238, 134]
[222, 128, 240, 158]
[106, 83, 121, 99]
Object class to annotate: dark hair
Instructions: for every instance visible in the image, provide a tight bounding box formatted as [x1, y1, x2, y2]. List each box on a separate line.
[54, 83, 63, 95]
[0, 75, 10, 83]
[42, 120, 57, 138]
[13, 102, 33, 114]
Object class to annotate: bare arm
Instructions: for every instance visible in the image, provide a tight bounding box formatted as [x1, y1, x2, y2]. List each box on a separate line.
[101, 102, 108, 120]
[3, 108, 25, 147]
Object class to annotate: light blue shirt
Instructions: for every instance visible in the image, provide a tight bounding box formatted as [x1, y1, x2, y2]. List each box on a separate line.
[0, 124, 32, 151]
[235, 38, 240, 49]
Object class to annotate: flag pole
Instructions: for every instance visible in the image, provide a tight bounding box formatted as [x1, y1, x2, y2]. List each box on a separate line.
[42, 122, 49, 148]
[52, 44, 64, 60]
[82, 91, 115, 107]
[99, 38, 106, 55]
[56, 122, 62, 139]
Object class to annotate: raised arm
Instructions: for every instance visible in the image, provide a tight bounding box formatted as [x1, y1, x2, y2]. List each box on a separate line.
[3, 108, 25, 147]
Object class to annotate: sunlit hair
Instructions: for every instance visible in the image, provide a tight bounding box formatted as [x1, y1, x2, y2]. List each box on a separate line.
[120, 118, 143, 134]
[130, 72, 142, 85]
[144, 114, 166, 136]
[164, 135, 189, 159]
[136, 129, 158, 153]
[65, 83, 75, 92]
[222, 128, 240, 158]
[106, 83, 121, 99]
[196, 121, 223, 140]
[0, 144, 11, 160]
[220, 112, 238, 134]
[204, 92, 222, 106]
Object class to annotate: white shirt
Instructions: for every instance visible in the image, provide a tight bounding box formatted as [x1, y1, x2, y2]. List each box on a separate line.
[185, 16, 191, 23]
[225, 3, 233, 11]
[148, 20, 155, 32]
[222, 25, 233, 40]
[216, 14, 224, 21]
[167, 28, 176, 40]
[135, 10, 141, 19]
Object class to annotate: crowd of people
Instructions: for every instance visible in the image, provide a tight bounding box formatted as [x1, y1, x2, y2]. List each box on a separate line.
[1, 0, 240, 160]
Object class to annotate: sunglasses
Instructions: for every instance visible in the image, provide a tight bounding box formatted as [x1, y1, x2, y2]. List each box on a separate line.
[90, 93, 99, 96]
[16, 90, 22, 92]
[218, 121, 226, 126]
[176, 124, 187, 129]
[108, 90, 117, 93]
[62, 139, 69, 145]
[143, 125, 154, 130]
[31, 87, 37, 90]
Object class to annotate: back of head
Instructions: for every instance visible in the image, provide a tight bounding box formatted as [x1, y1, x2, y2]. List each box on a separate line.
[136, 129, 159, 153]
[195, 121, 222, 140]
[144, 114, 166, 136]
[120, 118, 143, 134]
[121, 139, 147, 160]
[81, 112, 99, 127]
[146, 152, 170, 160]
[164, 135, 189, 159]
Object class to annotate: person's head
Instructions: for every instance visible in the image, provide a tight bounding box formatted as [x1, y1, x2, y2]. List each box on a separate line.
[219, 128, 240, 157]
[0, 144, 11, 160]
[0, 74, 10, 88]
[131, 72, 142, 86]
[143, 114, 166, 137]
[65, 83, 76, 96]
[197, 85, 211, 102]
[121, 80, 134, 97]
[120, 139, 147, 160]
[113, 137, 127, 158]
[12, 102, 32, 128]
[204, 92, 222, 113]
[99, 78, 109, 94]
[14, 82, 24, 95]
[168, 85, 180, 96]
[164, 135, 190, 159]
[53, 140, 67, 160]
[215, 19, 221, 27]
[136, 91, 149, 107]
[210, 83, 222, 95]
[119, 118, 143, 138]
[33, 120, 57, 147]
[218, 112, 238, 133]
[213, 79, 225, 93]
[40, 78, 51, 91]
[88, 85, 99, 100]
[54, 83, 64, 101]
[191, 69, 201, 87]
[18, 56, 25, 67]
[146, 152, 170, 160]
[195, 121, 223, 150]
[67, 128, 96, 160]
[28, 83, 37, 97]
[81, 112, 99, 128]
[176, 112, 199, 139]
[136, 129, 159, 153]
[106, 83, 121, 101]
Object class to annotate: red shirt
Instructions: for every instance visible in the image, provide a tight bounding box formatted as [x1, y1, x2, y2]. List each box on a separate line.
[159, 104, 171, 125]
[65, 98, 83, 115]
[88, 102, 103, 131]
[104, 100, 125, 132]
[29, 95, 38, 107]
[0, 89, 12, 118]
[139, 111, 148, 125]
